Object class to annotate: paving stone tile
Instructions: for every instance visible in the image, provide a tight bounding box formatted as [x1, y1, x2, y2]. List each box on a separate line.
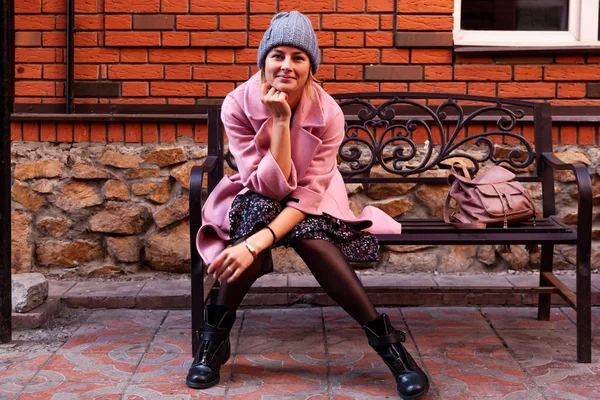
[123, 383, 225, 398]
[232, 353, 327, 385]
[0, 354, 50, 399]
[132, 352, 231, 384]
[288, 275, 320, 287]
[136, 279, 190, 308]
[325, 324, 424, 398]
[237, 328, 325, 355]
[18, 381, 126, 399]
[41, 351, 143, 382]
[323, 307, 401, 331]
[434, 384, 544, 399]
[330, 358, 399, 398]
[560, 306, 600, 330]
[226, 378, 322, 399]
[403, 307, 489, 330]
[482, 307, 575, 330]
[372, 292, 445, 306]
[505, 274, 542, 287]
[147, 328, 191, 355]
[422, 356, 536, 393]
[433, 275, 513, 287]
[254, 274, 288, 287]
[62, 281, 145, 308]
[327, 327, 415, 357]
[556, 276, 577, 292]
[240, 293, 289, 307]
[412, 326, 505, 357]
[48, 280, 77, 299]
[159, 310, 190, 330]
[60, 310, 167, 353]
[360, 273, 437, 287]
[161, 309, 244, 337]
[149, 318, 241, 358]
[542, 385, 600, 399]
[497, 329, 598, 370]
[242, 308, 323, 331]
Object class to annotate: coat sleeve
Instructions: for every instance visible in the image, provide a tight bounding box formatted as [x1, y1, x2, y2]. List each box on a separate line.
[285, 109, 345, 215]
[222, 96, 298, 200]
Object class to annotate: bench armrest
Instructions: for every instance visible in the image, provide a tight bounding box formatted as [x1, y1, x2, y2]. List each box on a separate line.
[189, 156, 218, 236]
[541, 152, 593, 242]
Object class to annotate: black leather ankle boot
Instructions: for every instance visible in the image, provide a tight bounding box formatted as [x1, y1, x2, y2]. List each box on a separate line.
[186, 305, 236, 389]
[363, 313, 429, 400]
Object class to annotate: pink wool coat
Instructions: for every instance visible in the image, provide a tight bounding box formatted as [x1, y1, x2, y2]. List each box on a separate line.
[196, 73, 402, 264]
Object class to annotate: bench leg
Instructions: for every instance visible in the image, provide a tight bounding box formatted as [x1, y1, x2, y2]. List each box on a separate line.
[576, 240, 592, 363]
[537, 244, 553, 321]
[191, 260, 205, 356]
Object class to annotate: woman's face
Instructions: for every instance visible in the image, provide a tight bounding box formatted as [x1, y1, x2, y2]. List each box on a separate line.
[263, 46, 311, 96]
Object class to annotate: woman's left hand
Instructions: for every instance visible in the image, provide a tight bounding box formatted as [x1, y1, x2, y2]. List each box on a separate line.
[207, 242, 256, 283]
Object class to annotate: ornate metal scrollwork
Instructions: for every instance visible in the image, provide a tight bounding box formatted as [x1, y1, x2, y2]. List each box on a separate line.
[337, 97, 536, 177]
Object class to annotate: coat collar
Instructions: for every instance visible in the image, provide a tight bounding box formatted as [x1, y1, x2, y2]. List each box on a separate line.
[242, 72, 326, 130]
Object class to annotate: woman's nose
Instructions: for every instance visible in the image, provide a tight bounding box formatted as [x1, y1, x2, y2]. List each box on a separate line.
[280, 56, 291, 69]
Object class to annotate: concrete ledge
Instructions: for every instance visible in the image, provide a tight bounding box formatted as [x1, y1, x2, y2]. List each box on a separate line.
[11, 273, 600, 330]
[61, 272, 600, 309]
[62, 281, 144, 309]
[12, 297, 61, 329]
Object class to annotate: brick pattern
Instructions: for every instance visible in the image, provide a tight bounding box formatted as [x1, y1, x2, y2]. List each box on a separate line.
[10, 120, 208, 143]
[12, 0, 600, 144]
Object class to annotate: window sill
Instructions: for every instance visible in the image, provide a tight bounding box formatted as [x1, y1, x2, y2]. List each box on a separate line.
[454, 45, 600, 55]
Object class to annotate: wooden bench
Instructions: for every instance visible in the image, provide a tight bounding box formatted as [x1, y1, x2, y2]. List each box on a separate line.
[189, 93, 593, 363]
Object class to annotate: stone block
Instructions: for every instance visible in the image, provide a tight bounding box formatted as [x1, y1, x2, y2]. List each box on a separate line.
[12, 273, 49, 313]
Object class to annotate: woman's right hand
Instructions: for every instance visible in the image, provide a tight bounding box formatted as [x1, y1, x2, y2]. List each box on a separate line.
[261, 83, 291, 122]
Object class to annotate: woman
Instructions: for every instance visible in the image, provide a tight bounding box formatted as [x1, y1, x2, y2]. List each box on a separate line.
[187, 11, 429, 400]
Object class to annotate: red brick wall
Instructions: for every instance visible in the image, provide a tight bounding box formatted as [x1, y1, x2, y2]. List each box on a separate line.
[11, 0, 600, 144]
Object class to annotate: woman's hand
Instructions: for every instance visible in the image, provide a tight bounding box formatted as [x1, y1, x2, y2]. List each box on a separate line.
[207, 242, 256, 283]
[261, 83, 291, 122]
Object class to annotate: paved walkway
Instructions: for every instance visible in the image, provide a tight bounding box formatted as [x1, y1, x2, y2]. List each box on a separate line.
[1, 305, 599, 399]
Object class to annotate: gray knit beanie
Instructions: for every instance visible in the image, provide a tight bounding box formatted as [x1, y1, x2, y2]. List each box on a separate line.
[257, 11, 320, 74]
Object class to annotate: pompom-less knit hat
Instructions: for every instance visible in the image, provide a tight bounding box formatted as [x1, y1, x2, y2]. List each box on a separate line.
[257, 11, 320, 74]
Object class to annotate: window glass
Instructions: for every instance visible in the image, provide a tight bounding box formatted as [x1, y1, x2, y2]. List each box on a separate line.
[461, 0, 569, 31]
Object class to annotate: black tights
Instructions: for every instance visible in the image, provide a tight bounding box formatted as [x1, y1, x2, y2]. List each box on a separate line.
[215, 238, 378, 326]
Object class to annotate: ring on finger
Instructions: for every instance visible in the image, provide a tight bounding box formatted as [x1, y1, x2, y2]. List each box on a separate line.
[226, 266, 234, 273]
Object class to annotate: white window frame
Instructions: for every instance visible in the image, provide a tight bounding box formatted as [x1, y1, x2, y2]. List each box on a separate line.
[454, 0, 600, 47]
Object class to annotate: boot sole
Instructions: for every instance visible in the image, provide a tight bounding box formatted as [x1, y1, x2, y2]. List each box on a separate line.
[398, 381, 430, 400]
[185, 352, 231, 390]
[186, 377, 220, 389]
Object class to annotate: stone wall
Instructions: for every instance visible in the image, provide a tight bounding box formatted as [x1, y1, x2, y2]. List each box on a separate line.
[10, 142, 600, 278]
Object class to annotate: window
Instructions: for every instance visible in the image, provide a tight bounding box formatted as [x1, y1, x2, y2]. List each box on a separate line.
[454, 0, 600, 47]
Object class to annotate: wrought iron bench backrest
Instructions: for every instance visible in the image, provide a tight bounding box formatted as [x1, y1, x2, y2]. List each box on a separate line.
[331, 93, 552, 185]
[206, 93, 552, 191]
